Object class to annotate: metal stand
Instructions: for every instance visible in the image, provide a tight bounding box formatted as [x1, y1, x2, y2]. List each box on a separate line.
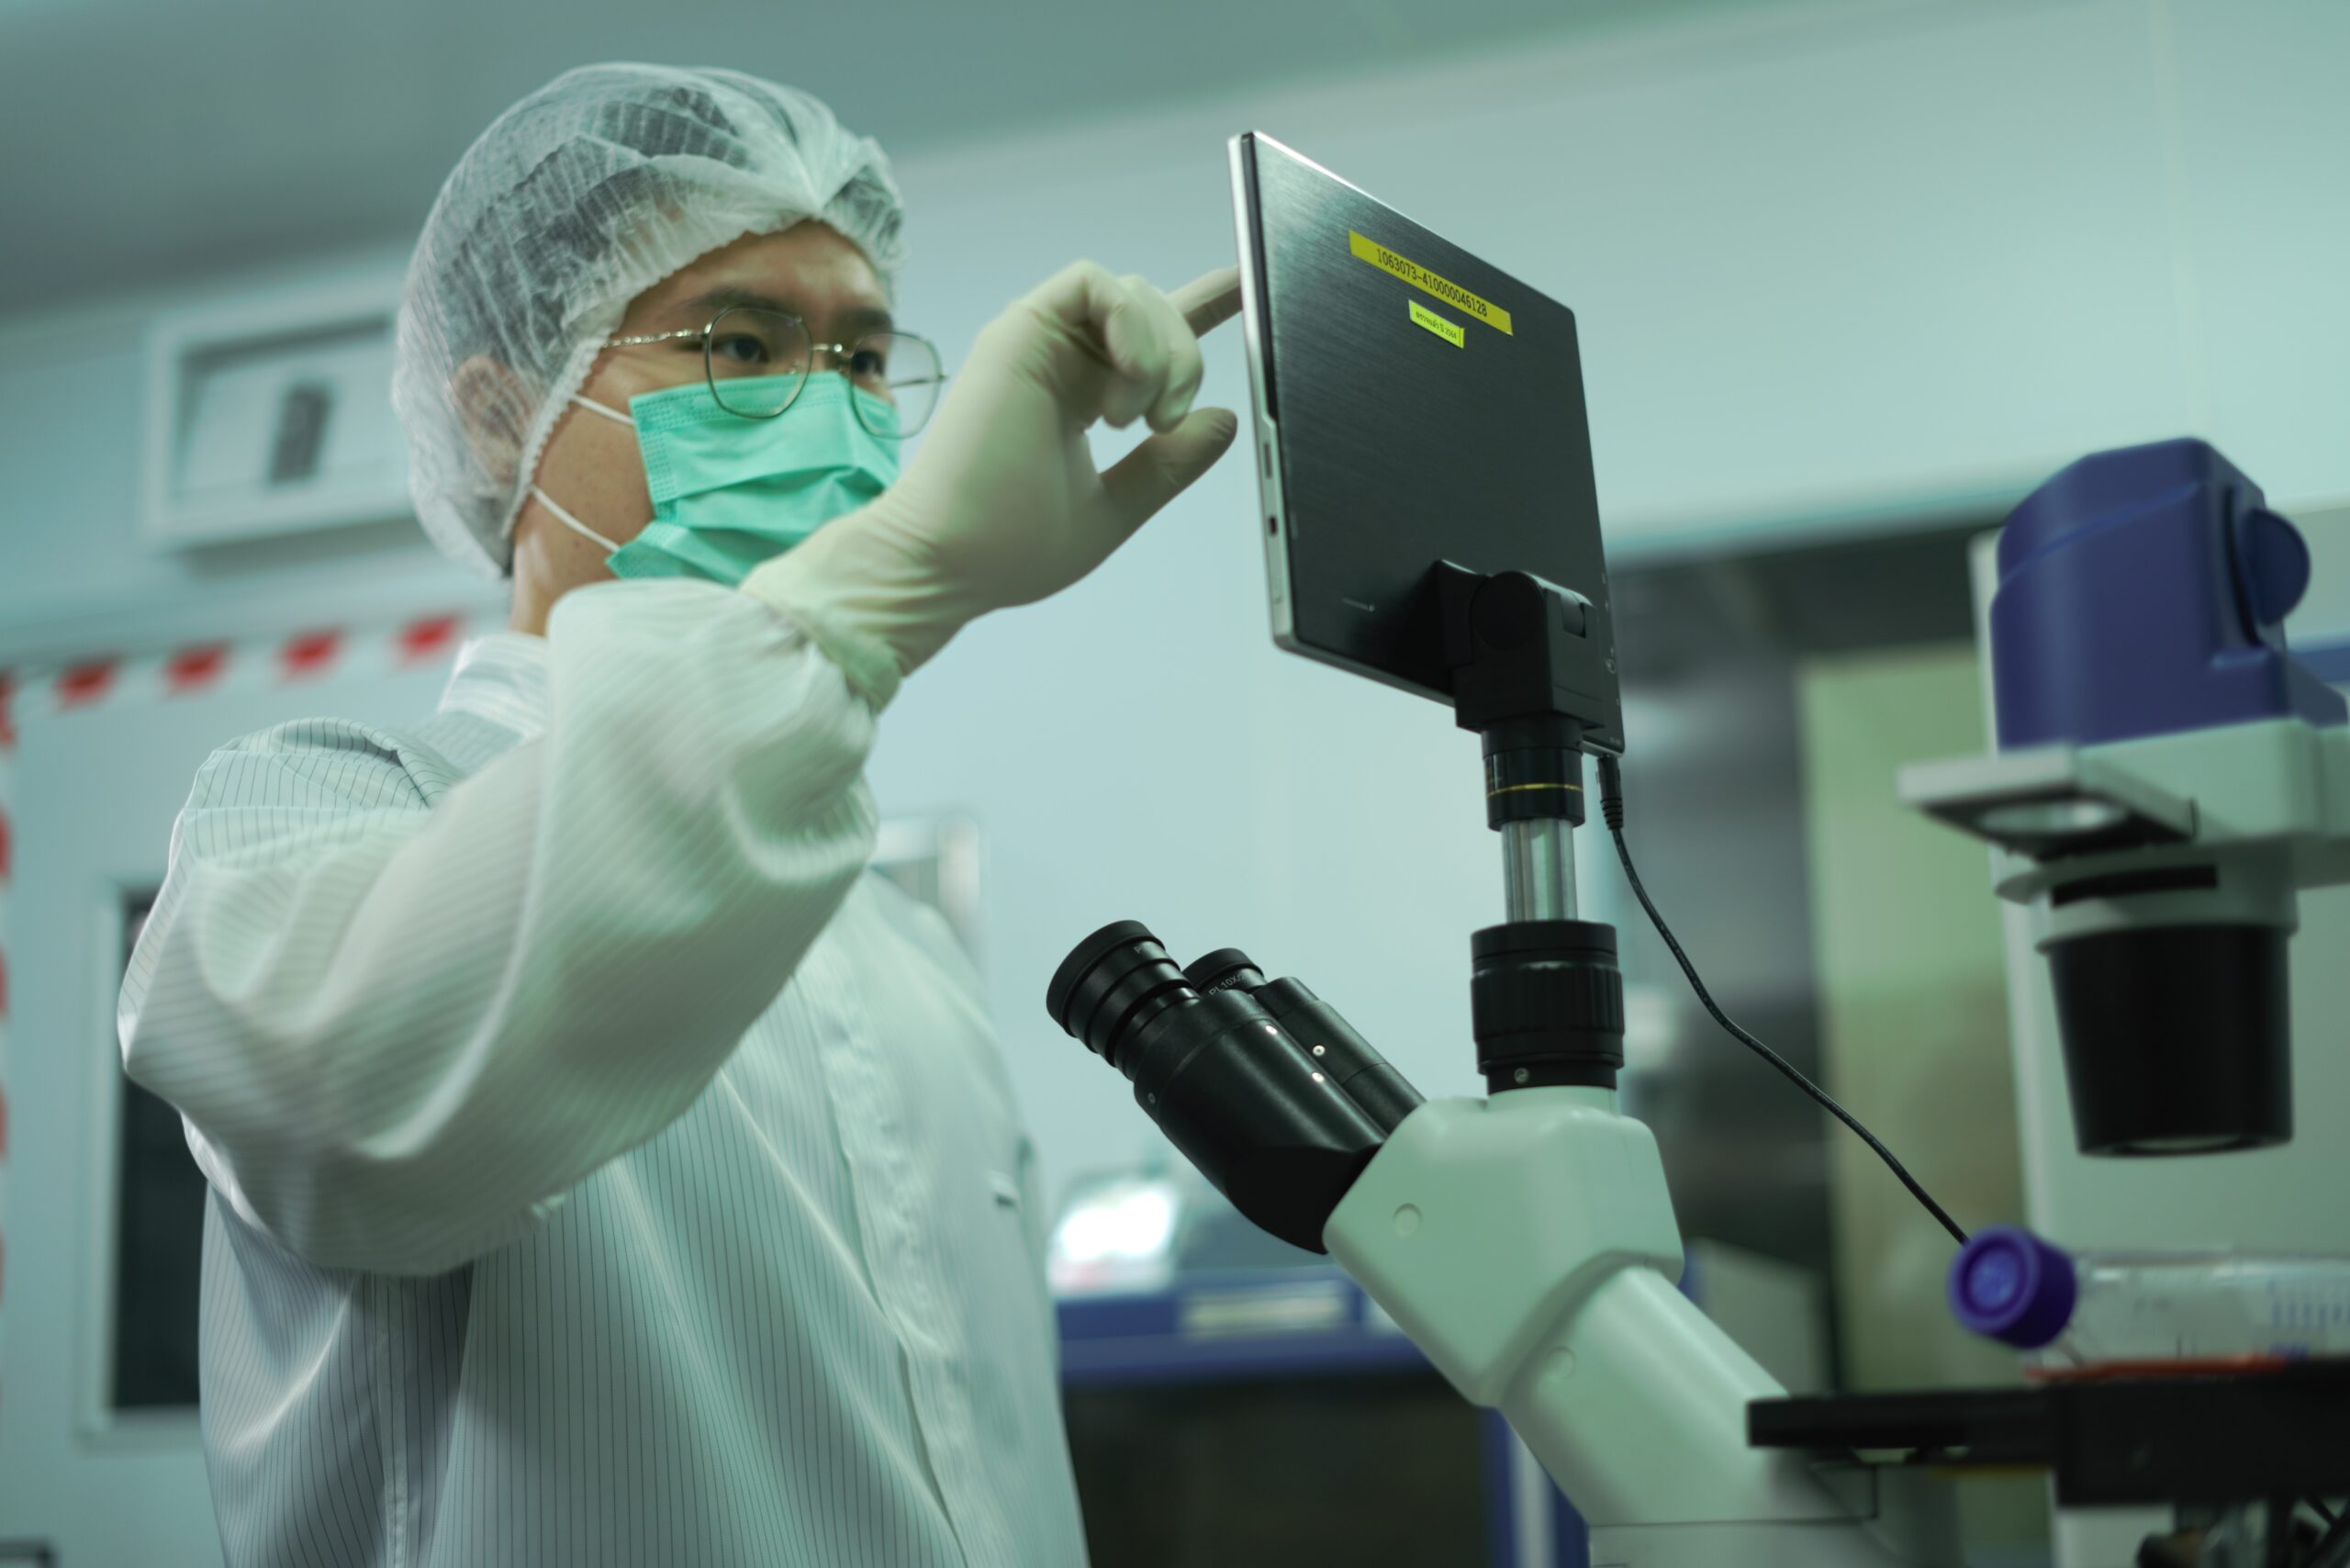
[1435, 563, 1625, 1094]
[1502, 818, 1578, 921]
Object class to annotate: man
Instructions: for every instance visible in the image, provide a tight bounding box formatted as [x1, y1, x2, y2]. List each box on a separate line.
[118, 63, 1240, 1567]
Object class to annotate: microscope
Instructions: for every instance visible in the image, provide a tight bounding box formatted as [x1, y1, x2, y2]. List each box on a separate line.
[1044, 439, 2350, 1566]
[1901, 439, 2347, 1158]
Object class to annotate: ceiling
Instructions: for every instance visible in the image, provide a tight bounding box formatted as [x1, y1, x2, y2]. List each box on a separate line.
[0, 0, 1746, 319]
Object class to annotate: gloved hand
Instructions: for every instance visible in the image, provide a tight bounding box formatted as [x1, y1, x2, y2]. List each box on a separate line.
[742, 260, 1244, 704]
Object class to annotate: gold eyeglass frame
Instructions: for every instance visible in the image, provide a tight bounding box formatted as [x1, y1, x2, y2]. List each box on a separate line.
[600, 304, 946, 435]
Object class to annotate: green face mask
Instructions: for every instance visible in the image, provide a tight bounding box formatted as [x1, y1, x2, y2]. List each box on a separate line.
[530, 372, 901, 586]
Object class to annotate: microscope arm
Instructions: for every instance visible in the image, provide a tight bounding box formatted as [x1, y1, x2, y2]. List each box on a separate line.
[1323, 1088, 1930, 1568]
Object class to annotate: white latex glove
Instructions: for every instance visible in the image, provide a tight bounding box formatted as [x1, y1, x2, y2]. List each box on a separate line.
[742, 260, 1244, 703]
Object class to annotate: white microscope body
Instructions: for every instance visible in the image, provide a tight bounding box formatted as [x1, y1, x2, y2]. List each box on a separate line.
[1326, 1089, 1940, 1568]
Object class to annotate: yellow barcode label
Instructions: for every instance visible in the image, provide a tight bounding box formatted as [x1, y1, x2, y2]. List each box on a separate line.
[1349, 230, 1513, 335]
[1408, 298, 1465, 347]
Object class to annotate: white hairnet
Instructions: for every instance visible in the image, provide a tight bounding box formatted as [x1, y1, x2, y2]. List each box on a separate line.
[393, 63, 908, 578]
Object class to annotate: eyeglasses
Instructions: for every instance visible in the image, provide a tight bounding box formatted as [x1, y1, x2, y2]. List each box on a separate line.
[601, 305, 947, 436]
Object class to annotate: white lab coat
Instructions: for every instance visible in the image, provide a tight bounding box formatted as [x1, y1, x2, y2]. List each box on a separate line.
[118, 578, 1088, 1567]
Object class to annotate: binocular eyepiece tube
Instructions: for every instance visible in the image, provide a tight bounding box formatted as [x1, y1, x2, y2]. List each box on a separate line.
[1046, 921, 1421, 1253]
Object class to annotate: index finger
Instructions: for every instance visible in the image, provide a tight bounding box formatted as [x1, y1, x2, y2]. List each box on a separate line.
[1168, 265, 1242, 337]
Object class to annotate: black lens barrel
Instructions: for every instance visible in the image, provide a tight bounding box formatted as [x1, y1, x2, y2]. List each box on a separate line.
[1483, 715, 1589, 830]
[1472, 919, 1625, 1092]
[2048, 923, 2292, 1155]
[1183, 949, 1267, 996]
[1248, 978, 1424, 1133]
[1047, 923, 1399, 1252]
[1181, 949, 1423, 1131]
[1048, 920, 1190, 1073]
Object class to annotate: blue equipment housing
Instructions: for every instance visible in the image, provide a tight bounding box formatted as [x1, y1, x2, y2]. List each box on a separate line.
[1990, 438, 2345, 750]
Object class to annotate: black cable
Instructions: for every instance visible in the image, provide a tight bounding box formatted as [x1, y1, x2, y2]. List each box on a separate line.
[1595, 754, 1971, 1249]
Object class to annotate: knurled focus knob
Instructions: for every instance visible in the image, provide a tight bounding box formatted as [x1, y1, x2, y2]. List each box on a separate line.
[1471, 919, 1624, 1092]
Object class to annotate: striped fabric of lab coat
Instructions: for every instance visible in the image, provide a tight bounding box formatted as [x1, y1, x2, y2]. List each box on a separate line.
[118, 578, 1089, 1567]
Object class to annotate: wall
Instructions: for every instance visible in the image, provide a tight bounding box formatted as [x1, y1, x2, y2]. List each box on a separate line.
[875, 0, 2349, 543]
[0, 252, 501, 669]
[7, 0, 2348, 655]
[1797, 642, 2042, 1558]
[1600, 596, 1839, 1291]
[0, 638, 465, 1568]
[1800, 643, 2021, 1389]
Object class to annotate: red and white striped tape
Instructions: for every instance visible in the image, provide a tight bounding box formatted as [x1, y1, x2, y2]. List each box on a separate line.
[8, 612, 470, 724]
[0, 609, 476, 1388]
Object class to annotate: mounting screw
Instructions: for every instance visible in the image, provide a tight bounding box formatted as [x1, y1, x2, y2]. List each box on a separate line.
[1514, 1067, 1531, 1085]
[1312, 1045, 1326, 1057]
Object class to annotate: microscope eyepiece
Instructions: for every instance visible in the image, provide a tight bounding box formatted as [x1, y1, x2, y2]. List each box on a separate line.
[1182, 948, 1267, 995]
[1046, 920, 1192, 1071]
[1046, 922, 1419, 1252]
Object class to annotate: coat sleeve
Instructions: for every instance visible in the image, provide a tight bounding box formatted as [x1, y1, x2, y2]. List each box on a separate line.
[119, 578, 881, 1275]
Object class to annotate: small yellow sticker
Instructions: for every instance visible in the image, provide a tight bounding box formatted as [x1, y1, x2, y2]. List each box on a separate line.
[1408, 298, 1465, 348]
[1349, 230, 1513, 335]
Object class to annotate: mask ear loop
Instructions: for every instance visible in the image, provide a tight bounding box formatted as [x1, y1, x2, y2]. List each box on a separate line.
[525, 391, 639, 554]
[529, 486, 622, 554]
[567, 392, 635, 428]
